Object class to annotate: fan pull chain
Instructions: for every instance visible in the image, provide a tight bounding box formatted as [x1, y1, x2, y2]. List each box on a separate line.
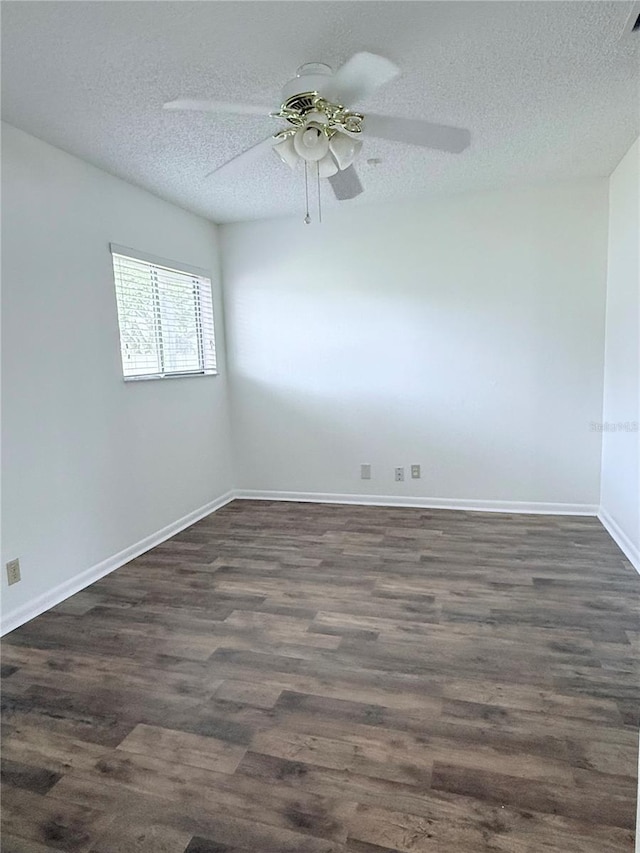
[317, 162, 322, 223]
[303, 161, 311, 225]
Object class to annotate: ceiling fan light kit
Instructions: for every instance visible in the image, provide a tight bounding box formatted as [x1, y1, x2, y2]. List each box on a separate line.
[164, 52, 471, 223]
[273, 116, 361, 168]
[270, 82, 367, 208]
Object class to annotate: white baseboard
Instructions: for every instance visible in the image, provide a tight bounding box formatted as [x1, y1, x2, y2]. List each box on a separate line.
[233, 489, 599, 516]
[0, 491, 235, 637]
[598, 506, 640, 574]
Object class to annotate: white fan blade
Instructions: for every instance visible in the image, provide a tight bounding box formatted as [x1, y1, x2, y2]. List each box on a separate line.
[329, 165, 363, 200]
[205, 135, 279, 178]
[164, 99, 272, 116]
[364, 114, 471, 153]
[326, 52, 400, 106]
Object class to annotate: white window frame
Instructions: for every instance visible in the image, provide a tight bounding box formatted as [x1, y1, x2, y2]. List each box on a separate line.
[110, 243, 218, 382]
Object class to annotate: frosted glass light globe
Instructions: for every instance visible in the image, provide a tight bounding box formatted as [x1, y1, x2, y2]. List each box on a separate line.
[329, 132, 363, 170]
[293, 122, 329, 162]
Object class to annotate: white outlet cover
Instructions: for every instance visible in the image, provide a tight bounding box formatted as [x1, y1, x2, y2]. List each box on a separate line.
[6, 558, 21, 585]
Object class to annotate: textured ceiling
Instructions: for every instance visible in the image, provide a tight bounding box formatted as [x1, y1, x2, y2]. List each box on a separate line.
[2, 1, 639, 223]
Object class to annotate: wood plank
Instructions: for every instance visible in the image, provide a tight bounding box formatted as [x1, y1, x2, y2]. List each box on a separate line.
[0, 785, 112, 853]
[1, 759, 62, 795]
[214, 680, 284, 709]
[116, 724, 247, 774]
[431, 761, 635, 829]
[88, 819, 191, 853]
[0, 834, 63, 853]
[347, 800, 634, 853]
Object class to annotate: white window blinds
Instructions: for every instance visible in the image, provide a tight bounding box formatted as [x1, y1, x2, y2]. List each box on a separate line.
[110, 245, 217, 380]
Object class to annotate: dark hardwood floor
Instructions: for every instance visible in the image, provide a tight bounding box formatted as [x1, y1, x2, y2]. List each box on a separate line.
[1, 500, 638, 852]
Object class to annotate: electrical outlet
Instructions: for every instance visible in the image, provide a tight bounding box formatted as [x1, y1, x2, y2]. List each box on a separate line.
[360, 463, 372, 480]
[6, 558, 21, 586]
[411, 464, 421, 479]
[395, 467, 405, 482]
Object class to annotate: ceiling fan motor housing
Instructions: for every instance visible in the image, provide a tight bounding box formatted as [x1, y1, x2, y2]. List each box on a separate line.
[281, 63, 334, 103]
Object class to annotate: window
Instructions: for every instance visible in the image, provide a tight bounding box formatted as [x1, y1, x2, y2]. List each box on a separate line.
[110, 244, 217, 380]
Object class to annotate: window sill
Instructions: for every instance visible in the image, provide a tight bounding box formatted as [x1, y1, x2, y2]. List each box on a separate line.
[123, 370, 219, 382]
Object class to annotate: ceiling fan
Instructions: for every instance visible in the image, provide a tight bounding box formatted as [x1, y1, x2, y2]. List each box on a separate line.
[164, 52, 471, 208]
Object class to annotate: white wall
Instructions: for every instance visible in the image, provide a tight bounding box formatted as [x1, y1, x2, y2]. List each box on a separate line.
[0, 122, 623, 633]
[221, 181, 609, 509]
[1, 122, 233, 629]
[600, 138, 640, 568]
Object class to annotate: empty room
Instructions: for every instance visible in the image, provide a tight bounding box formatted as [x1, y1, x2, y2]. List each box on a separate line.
[1, 1, 639, 851]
